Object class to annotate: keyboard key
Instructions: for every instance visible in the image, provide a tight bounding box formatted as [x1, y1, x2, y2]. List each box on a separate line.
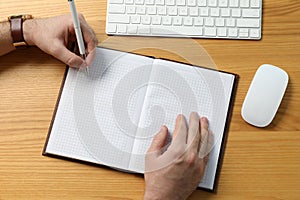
[117, 24, 127, 33]
[162, 16, 172, 25]
[126, 6, 136, 14]
[229, 0, 239, 7]
[189, 7, 199, 16]
[217, 28, 227, 37]
[127, 25, 138, 33]
[108, 15, 130, 23]
[237, 18, 260, 27]
[168, 7, 178, 15]
[221, 8, 230, 17]
[152, 16, 162, 24]
[125, 0, 134, 4]
[232, 8, 241, 17]
[228, 28, 238, 37]
[109, 0, 123, 4]
[173, 17, 183, 25]
[226, 18, 235, 27]
[106, 24, 117, 33]
[242, 9, 260, 18]
[152, 26, 203, 35]
[198, 0, 207, 7]
[194, 17, 204, 26]
[141, 16, 151, 24]
[240, 0, 250, 8]
[204, 27, 217, 36]
[216, 18, 225, 26]
[219, 0, 228, 7]
[166, 0, 175, 5]
[200, 8, 209, 16]
[131, 15, 141, 23]
[147, 6, 157, 15]
[250, 0, 260, 8]
[183, 17, 193, 26]
[108, 5, 126, 14]
[135, 0, 144, 4]
[208, 0, 217, 7]
[137, 6, 146, 14]
[156, 0, 165, 5]
[187, 0, 196, 6]
[239, 28, 249, 37]
[205, 18, 214, 26]
[157, 6, 167, 15]
[250, 28, 260, 38]
[138, 26, 151, 33]
[210, 8, 220, 17]
[145, 0, 155, 4]
[177, 0, 186, 6]
[179, 7, 188, 16]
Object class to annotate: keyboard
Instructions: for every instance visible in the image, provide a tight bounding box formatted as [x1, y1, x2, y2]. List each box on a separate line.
[106, 0, 262, 40]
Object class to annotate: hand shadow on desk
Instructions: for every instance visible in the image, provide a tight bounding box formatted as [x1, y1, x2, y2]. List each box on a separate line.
[0, 47, 65, 74]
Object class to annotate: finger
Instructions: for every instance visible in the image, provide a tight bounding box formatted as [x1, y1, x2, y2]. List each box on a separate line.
[172, 114, 187, 140]
[78, 13, 98, 53]
[199, 117, 213, 159]
[147, 126, 168, 156]
[187, 112, 201, 151]
[51, 42, 87, 69]
[85, 48, 97, 66]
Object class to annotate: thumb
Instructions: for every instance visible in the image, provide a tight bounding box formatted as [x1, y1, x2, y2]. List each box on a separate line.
[147, 126, 168, 156]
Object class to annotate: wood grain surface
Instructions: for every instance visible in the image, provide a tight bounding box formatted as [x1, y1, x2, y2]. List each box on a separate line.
[0, 0, 299, 199]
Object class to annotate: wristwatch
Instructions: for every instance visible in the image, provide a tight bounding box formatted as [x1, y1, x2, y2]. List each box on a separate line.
[8, 14, 33, 48]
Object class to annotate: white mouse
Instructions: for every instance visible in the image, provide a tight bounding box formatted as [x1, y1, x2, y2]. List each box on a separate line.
[241, 64, 289, 127]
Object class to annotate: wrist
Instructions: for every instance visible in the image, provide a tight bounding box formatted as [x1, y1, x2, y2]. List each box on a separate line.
[23, 19, 36, 46]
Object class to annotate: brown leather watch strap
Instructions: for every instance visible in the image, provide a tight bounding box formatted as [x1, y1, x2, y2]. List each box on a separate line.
[8, 15, 33, 48]
[10, 17, 24, 43]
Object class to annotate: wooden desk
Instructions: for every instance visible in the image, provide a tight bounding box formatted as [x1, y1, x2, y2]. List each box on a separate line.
[0, 0, 299, 199]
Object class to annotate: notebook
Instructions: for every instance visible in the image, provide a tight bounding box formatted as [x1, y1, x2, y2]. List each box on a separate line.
[43, 47, 237, 191]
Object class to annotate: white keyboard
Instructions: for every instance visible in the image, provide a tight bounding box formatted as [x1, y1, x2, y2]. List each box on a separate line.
[106, 0, 262, 40]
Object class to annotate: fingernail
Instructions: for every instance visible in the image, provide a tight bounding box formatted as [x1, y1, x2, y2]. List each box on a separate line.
[79, 61, 87, 69]
[201, 117, 208, 123]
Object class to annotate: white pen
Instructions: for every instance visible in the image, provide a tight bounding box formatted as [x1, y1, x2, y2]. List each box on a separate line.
[68, 0, 88, 74]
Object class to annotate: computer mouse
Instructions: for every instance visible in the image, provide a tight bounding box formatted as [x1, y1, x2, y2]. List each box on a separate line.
[241, 64, 289, 127]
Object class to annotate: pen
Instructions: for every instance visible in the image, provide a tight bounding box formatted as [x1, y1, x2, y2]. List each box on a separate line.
[68, 0, 88, 74]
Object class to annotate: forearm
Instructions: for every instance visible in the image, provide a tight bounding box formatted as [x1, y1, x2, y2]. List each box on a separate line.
[0, 21, 15, 56]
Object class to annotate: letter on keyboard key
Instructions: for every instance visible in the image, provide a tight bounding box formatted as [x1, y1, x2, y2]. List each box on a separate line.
[237, 19, 260, 28]
[108, 15, 130, 23]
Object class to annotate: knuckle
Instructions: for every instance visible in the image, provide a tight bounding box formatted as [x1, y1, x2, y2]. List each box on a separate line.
[184, 151, 198, 166]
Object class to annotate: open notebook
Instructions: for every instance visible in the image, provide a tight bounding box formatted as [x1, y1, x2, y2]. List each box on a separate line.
[43, 47, 237, 191]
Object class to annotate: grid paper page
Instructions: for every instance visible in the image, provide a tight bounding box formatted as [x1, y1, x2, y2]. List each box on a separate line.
[46, 48, 153, 170]
[129, 59, 235, 190]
